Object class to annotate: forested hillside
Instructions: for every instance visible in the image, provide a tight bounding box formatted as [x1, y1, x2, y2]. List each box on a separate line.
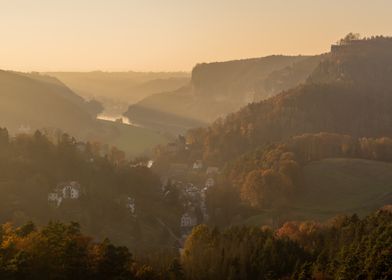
[181, 208, 392, 280]
[0, 128, 180, 252]
[184, 37, 392, 164]
[2, 207, 392, 279]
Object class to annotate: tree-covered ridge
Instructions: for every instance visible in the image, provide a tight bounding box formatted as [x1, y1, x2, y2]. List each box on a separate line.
[0, 128, 180, 252]
[0, 222, 135, 279]
[187, 82, 392, 165]
[0, 221, 182, 280]
[184, 37, 392, 164]
[181, 208, 392, 280]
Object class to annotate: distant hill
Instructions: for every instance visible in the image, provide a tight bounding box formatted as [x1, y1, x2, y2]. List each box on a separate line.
[125, 85, 207, 134]
[0, 70, 96, 135]
[48, 71, 190, 116]
[47, 71, 190, 101]
[125, 55, 317, 133]
[21, 72, 104, 116]
[246, 158, 392, 225]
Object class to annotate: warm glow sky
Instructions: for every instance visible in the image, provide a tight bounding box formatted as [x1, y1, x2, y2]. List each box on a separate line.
[1, 0, 392, 72]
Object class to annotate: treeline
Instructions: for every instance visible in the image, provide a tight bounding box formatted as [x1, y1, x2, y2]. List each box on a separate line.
[0, 221, 183, 280]
[0, 222, 134, 279]
[0, 128, 179, 252]
[2, 208, 392, 279]
[186, 81, 392, 165]
[182, 225, 306, 280]
[181, 208, 392, 279]
[226, 133, 392, 209]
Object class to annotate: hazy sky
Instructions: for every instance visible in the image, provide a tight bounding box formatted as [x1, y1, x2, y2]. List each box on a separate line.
[1, 0, 391, 72]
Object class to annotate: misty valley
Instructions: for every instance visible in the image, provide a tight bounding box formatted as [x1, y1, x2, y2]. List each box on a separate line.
[1, 4, 392, 277]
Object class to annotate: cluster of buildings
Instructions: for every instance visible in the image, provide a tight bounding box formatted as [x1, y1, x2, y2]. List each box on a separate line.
[164, 161, 220, 242]
[17, 124, 32, 134]
[48, 181, 82, 207]
[126, 196, 136, 217]
[47, 181, 137, 217]
[331, 36, 392, 54]
[47, 155, 220, 249]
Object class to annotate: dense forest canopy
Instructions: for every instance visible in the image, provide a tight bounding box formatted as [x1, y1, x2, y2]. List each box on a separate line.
[2, 208, 392, 279]
[181, 208, 392, 280]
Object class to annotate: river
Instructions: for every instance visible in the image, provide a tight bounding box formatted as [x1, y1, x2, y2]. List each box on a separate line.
[96, 114, 137, 126]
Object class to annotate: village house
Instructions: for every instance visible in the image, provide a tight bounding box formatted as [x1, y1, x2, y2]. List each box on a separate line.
[205, 177, 215, 188]
[126, 196, 136, 216]
[48, 192, 62, 208]
[180, 212, 197, 228]
[184, 184, 200, 198]
[147, 160, 154, 168]
[18, 124, 32, 134]
[48, 181, 81, 207]
[192, 160, 203, 170]
[62, 181, 81, 199]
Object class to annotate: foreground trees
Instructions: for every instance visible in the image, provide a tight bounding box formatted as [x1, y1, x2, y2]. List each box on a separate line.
[1, 208, 392, 279]
[182, 225, 307, 280]
[0, 222, 136, 280]
[181, 208, 392, 280]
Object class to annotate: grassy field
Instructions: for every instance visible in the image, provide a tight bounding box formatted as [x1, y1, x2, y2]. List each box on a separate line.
[245, 158, 392, 226]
